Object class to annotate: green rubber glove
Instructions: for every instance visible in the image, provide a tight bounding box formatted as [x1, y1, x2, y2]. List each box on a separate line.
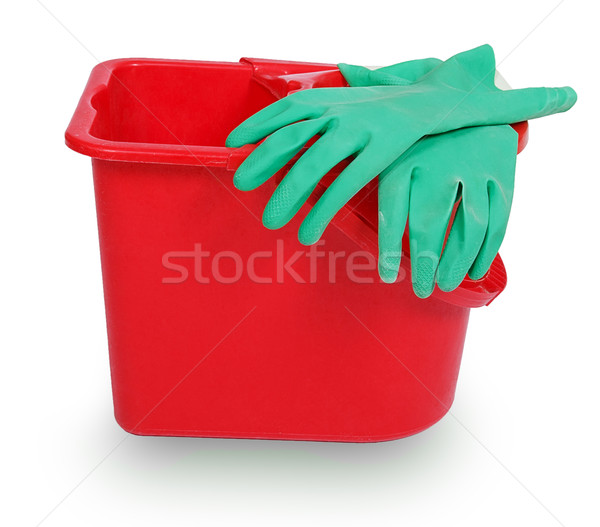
[338, 57, 442, 86]
[340, 60, 518, 297]
[379, 126, 518, 297]
[226, 44, 576, 248]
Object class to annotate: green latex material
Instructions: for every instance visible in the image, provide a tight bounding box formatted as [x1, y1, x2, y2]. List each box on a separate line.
[380, 126, 517, 297]
[340, 60, 518, 297]
[226, 44, 576, 287]
[339, 57, 443, 86]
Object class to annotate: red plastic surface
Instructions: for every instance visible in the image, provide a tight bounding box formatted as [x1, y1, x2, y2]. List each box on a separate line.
[66, 57, 527, 441]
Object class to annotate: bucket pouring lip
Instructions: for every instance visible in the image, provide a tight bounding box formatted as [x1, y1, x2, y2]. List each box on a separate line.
[66, 57, 528, 309]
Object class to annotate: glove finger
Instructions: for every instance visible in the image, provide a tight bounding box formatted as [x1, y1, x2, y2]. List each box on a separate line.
[377, 57, 443, 81]
[233, 117, 330, 191]
[226, 96, 323, 147]
[339, 64, 410, 87]
[436, 185, 489, 292]
[377, 159, 411, 283]
[262, 128, 363, 229]
[469, 127, 517, 279]
[481, 86, 577, 123]
[339, 58, 443, 88]
[337, 64, 383, 87]
[469, 178, 515, 280]
[226, 98, 291, 147]
[297, 145, 389, 245]
[408, 177, 459, 298]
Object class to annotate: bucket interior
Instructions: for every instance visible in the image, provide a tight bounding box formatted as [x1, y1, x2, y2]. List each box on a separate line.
[89, 62, 277, 147]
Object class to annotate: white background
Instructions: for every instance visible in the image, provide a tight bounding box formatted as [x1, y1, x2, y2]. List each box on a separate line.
[1, 1, 598, 525]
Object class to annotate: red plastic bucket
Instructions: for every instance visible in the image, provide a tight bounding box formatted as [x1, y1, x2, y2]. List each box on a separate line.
[66, 57, 528, 442]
